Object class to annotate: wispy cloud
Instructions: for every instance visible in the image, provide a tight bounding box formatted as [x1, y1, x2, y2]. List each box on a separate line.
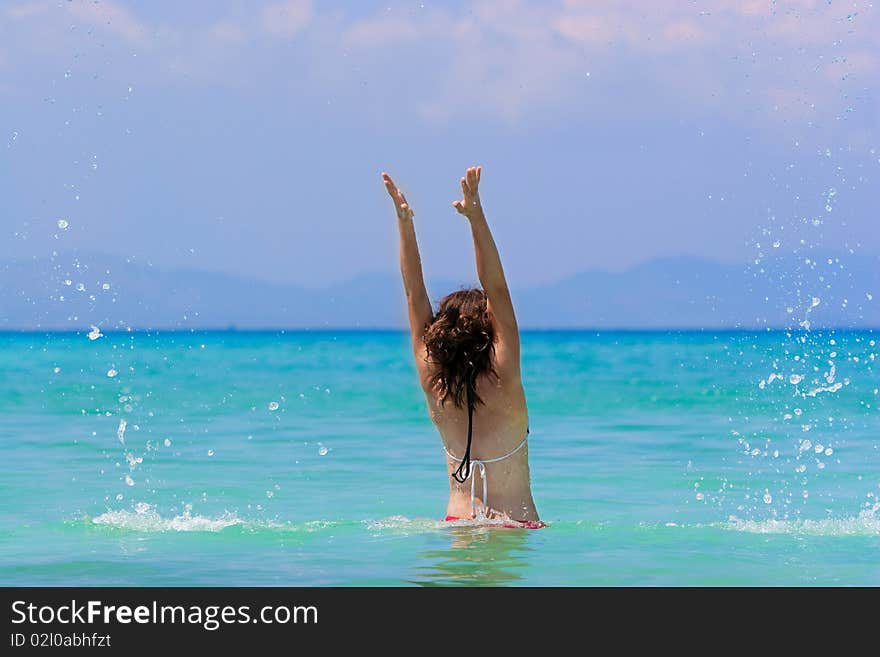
[325, 0, 877, 128]
[2, 0, 875, 130]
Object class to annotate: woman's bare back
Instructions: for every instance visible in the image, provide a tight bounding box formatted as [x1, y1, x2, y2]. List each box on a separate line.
[425, 370, 539, 523]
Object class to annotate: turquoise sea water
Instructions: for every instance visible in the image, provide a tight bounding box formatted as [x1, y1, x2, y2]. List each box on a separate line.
[1, 330, 878, 586]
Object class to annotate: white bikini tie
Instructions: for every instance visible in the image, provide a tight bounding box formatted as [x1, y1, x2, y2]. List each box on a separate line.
[444, 436, 528, 517]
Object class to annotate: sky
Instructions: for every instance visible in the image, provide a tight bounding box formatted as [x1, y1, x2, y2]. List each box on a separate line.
[1, 0, 877, 289]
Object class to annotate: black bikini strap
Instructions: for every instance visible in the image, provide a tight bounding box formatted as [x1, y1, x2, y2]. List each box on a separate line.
[451, 383, 475, 484]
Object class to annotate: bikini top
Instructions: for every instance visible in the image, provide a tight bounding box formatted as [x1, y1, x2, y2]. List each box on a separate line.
[443, 383, 530, 518]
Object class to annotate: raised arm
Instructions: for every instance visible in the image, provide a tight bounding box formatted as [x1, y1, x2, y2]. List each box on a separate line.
[452, 166, 521, 379]
[382, 172, 433, 375]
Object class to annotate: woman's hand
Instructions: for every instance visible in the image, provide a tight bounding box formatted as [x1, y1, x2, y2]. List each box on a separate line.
[452, 165, 483, 220]
[382, 172, 414, 221]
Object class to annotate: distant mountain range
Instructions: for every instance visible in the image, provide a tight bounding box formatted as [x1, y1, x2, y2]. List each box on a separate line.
[1, 251, 877, 330]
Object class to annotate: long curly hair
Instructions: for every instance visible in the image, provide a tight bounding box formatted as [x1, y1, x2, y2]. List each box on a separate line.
[423, 288, 498, 409]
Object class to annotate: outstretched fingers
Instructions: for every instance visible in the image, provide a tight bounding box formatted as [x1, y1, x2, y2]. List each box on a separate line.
[382, 172, 412, 216]
[466, 166, 479, 192]
[382, 172, 401, 200]
[452, 165, 483, 219]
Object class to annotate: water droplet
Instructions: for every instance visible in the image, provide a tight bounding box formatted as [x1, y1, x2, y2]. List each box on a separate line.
[868, 293, 874, 301]
[88, 325, 103, 341]
[57, 219, 69, 229]
[268, 401, 279, 411]
[763, 491, 773, 504]
[796, 464, 807, 473]
[116, 493, 124, 501]
[107, 369, 118, 378]
[318, 445, 329, 456]
[811, 297, 821, 307]
[63, 279, 72, 286]
[824, 447, 833, 456]
[163, 438, 171, 447]
[53, 366, 61, 374]
[695, 492, 705, 501]
[117, 419, 127, 445]
[266, 490, 274, 498]
[76, 283, 85, 292]
[125, 475, 134, 486]
[207, 449, 215, 457]
[814, 443, 825, 454]
[772, 240, 781, 248]
[102, 282, 111, 290]
[789, 374, 804, 384]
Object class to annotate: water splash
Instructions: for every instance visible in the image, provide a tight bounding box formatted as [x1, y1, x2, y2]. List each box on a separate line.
[87, 505, 355, 534]
[722, 504, 880, 537]
[124, 452, 143, 470]
[92, 504, 245, 533]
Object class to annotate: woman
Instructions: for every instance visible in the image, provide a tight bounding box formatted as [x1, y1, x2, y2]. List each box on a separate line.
[382, 166, 543, 529]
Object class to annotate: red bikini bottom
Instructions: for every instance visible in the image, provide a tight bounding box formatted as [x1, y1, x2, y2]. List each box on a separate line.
[444, 515, 547, 530]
